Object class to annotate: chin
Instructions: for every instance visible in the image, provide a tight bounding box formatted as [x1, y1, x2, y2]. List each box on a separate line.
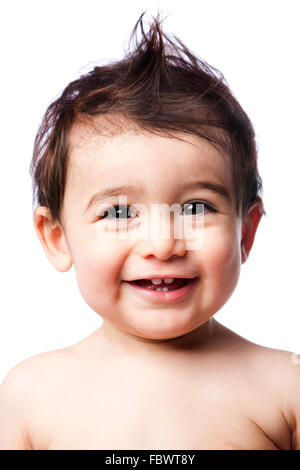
[124, 320, 198, 342]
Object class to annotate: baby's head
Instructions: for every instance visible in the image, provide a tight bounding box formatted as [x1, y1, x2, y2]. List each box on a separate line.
[30, 13, 265, 343]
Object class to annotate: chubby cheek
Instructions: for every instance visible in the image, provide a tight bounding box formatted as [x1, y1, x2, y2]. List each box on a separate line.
[72, 236, 127, 314]
[199, 226, 241, 307]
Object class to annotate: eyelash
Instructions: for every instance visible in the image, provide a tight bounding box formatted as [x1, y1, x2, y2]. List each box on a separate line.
[96, 200, 217, 221]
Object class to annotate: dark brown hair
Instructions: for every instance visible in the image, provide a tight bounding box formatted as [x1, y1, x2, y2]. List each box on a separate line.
[29, 11, 265, 227]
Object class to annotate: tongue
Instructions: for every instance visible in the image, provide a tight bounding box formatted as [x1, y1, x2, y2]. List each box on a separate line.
[133, 279, 187, 290]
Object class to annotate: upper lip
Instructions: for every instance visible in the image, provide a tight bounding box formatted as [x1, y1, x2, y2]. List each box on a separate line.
[125, 275, 198, 281]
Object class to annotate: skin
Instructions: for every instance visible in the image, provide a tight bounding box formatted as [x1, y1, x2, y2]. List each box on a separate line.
[34, 123, 263, 352]
[1, 119, 298, 450]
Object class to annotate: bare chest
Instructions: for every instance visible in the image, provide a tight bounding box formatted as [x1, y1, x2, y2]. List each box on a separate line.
[38, 372, 285, 450]
[46, 410, 278, 450]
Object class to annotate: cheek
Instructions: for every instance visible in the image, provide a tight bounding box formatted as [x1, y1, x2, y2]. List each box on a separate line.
[201, 227, 241, 289]
[72, 236, 127, 306]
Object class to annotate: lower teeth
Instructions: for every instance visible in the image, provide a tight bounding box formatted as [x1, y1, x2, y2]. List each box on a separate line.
[149, 287, 170, 291]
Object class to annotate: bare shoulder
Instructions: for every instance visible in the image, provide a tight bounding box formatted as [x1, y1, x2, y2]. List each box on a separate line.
[214, 322, 295, 449]
[1, 346, 78, 390]
[215, 321, 296, 372]
[251, 342, 300, 450]
[0, 357, 36, 450]
[0, 346, 77, 450]
[246, 340, 296, 450]
[266, 345, 300, 450]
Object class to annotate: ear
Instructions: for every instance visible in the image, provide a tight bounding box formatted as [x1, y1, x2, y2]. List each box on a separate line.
[33, 206, 73, 272]
[241, 198, 264, 264]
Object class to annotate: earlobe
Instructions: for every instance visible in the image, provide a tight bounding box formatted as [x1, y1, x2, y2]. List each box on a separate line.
[241, 243, 248, 263]
[33, 206, 73, 272]
[240, 199, 264, 264]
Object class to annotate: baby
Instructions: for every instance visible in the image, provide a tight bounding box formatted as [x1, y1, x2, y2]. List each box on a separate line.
[1, 12, 299, 450]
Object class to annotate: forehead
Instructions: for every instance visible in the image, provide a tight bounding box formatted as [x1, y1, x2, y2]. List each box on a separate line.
[65, 117, 235, 207]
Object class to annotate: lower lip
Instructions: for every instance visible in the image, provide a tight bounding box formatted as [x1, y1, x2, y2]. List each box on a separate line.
[124, 278, 199, 303]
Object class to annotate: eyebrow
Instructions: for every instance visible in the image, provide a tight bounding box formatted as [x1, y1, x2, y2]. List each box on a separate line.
[83, 180, 231, 215]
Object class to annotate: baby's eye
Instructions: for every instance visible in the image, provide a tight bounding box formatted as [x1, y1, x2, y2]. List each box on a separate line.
[97, 201, 216, 221]
[97, 205, 136, 221]
[182, 200, 217, 216]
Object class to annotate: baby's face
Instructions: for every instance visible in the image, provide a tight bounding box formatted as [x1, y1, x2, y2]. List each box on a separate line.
[45, 121, 259, 342]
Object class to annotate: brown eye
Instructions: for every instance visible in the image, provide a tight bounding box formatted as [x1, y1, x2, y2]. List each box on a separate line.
[98, 205, 136, 220]
[182, 201, 216, 215]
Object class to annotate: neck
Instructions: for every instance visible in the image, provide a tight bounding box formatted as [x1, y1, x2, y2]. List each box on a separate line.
[97, 317, 218, 360]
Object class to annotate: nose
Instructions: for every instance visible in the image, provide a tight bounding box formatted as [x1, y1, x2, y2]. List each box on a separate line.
[133, 208, 187, 261]
[134, 237, 186, 262]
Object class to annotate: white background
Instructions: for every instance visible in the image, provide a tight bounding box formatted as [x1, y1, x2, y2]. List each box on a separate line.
[1, 0, 299, 382]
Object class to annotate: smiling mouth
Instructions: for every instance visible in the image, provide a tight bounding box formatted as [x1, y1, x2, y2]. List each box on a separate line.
[128, 278, 189, 291]
[123, 277, 199, 304]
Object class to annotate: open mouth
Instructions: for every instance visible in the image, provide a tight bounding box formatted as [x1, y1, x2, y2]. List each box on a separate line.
[128, 278, 190, 291]
[124, 277, 199, 303]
